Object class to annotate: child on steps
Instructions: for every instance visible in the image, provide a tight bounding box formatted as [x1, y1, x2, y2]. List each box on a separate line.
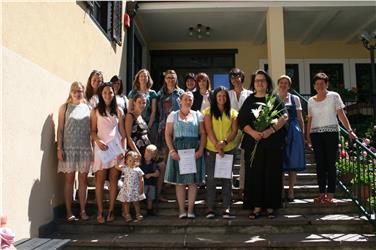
[116, 151, 146, 222]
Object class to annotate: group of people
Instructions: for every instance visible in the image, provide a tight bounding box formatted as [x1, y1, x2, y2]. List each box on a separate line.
[57, 67, 357, 223]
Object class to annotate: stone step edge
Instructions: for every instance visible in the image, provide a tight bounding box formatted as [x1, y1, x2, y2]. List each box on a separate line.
[51, 232, 376, 248]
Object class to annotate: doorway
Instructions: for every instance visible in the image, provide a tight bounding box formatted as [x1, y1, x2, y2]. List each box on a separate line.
[150, 49, 237, 92]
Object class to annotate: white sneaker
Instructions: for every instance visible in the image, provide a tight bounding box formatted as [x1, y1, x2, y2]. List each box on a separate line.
[187, 213, 195, 219]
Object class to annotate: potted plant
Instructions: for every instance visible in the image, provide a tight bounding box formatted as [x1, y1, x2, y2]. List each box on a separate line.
[336, 158, 355, 185]
[351, 167, 374, 202]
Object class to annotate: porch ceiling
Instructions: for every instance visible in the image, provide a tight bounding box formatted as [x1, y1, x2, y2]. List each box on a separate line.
[135, 1, 376, 45]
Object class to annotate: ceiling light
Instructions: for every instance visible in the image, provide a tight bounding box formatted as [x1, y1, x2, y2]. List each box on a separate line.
[188, 24, 211, 40]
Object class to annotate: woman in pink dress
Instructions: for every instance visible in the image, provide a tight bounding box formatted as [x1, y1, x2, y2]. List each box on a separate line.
[91, 82, 126, 223]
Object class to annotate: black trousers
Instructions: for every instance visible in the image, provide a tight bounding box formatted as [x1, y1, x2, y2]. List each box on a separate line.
[310, 132, 339, 194]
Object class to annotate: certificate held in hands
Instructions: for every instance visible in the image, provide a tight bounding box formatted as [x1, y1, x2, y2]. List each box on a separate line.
[178, 148, 196, 174]
[96, 138, 124, 165]
[214, 154, 234, 179]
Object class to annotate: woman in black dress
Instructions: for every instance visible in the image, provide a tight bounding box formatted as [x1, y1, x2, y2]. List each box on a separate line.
[237, 69, 288, 219]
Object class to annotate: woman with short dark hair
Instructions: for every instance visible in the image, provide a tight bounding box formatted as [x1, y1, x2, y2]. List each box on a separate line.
[307, 72, 357, 204]
[192, 72, 212, 111]
[184, 73, 197, 92]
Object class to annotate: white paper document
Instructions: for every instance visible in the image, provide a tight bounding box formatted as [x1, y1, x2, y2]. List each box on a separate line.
[178, 148, 197, 174]
[214, 154, 234, 179]
[96, 138, 124, 165]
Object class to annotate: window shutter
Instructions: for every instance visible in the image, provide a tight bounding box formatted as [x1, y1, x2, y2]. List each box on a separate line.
[112, 1, 122, 45]
[85, 1, 94, 12]
[106, 1, 113, 38]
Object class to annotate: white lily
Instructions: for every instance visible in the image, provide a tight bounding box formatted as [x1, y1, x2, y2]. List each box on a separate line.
[251, 105, 263, 119]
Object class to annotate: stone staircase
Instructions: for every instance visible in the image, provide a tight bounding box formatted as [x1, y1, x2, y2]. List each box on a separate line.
[47, 150, 376, 249]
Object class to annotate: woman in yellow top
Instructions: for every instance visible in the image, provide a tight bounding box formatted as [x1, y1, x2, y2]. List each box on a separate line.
[203, 86, 240, 219]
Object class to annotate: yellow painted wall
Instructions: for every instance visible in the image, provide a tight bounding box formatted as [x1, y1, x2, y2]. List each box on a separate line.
[286, 41, 368, 59]
[2, 2, 126, 239]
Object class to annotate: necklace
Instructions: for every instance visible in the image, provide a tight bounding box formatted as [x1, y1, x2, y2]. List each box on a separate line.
[180, 110, 190, 118]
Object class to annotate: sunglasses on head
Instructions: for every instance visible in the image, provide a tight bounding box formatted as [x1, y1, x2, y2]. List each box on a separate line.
[230, 72, 241, 77]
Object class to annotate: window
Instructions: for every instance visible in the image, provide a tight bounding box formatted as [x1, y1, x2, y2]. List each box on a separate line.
[309, 63, 344, 93]
[263, 63, 301, 93]
[355, 63, 375, 102]
[81, 1, 122, 45]
[213, 74, 229, 89]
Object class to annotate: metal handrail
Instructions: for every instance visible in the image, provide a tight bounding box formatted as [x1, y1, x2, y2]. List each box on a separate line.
[291, 89, 376, 226]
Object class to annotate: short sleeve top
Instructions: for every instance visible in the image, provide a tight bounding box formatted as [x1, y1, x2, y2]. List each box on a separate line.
[308, 91, 345, 133]
[166, 110, 203, 138]
[285, 93, 302, 110]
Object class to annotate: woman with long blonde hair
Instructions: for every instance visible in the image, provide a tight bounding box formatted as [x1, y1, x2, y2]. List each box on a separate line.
[57, 81, 93, 221]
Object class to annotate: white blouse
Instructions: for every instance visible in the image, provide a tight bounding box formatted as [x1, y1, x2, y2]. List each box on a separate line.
[308, 91, 345, 133]
[229, 89, 253, 111]
[166, 110, 204, 123]
[200, 94, 211, 112]
[285, 93, 302, 110]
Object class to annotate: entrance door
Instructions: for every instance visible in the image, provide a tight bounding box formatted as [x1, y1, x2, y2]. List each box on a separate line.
[150, 49, 237, 92]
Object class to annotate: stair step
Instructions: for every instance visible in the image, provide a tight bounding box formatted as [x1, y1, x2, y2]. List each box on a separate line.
[85, 184, 349, 201]
[51, 231, 376, 249]
[72, 198, 357, 217]
[53, 213, 374, 235]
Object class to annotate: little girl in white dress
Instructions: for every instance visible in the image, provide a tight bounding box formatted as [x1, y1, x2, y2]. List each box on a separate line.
[116, 151, 146, 222]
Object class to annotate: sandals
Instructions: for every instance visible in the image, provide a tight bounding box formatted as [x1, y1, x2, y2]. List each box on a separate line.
[135, 214, 144, 221]
[96, 215, 105, 224]
[106, 211, 115, 222]
[314, 196, 325, 204]
[123, 214, 133, 223]
[80, 211, 89, 221]
[323, 197, 336, 204]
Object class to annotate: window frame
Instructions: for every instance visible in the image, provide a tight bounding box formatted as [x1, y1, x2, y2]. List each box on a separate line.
[79, 1, 122, 45]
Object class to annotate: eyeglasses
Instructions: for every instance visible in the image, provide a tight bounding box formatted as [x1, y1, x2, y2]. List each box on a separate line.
[255, 79, 266, 83]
